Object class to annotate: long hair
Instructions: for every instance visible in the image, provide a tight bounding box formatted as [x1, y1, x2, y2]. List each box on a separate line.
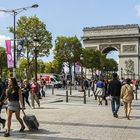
[10, 77, 19, 91]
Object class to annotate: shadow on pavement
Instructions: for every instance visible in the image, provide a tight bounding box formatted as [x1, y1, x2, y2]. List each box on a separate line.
[118, 115, 140, 120]
[0, 129, 88, 140]
[33, 107, 60, 109]
[42, 121, 140, 130]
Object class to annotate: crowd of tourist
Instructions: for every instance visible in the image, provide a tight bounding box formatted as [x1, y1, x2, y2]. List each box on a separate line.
[0, 77, 46, 137]
[88, 73, 138, 120]
[0, 73, 139, 137]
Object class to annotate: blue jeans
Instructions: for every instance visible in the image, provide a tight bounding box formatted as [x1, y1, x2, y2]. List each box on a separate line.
[111, 96, 120, 114]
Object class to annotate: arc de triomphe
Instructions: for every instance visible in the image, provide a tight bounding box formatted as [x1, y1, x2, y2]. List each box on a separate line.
[82, 24, 140, 79]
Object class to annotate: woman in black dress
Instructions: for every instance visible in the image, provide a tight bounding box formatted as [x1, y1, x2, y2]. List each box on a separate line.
[4, 77, 25, 137]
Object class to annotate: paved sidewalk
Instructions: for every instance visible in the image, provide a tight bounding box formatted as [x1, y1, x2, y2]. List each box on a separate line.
[0, 89, 140, 140]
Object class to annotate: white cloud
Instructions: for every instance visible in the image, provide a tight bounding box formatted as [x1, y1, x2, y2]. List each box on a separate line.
[135, 5, 140, 17]
[0, 35, 11, 47]
[0, 11, 4, 17]
[0, 7, 6, 18]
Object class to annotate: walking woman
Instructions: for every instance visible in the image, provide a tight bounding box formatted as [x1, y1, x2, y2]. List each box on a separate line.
[121, 78, 134, 120]
[3, 77, 25, 137]
[95, 78, 105, 105]
[30, 78, 40, 109]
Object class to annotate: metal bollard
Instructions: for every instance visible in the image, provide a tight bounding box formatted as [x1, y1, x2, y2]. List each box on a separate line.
[84, 90, 86, 104]
[52, 85, 54, 95]
[66, 90, 68, 102]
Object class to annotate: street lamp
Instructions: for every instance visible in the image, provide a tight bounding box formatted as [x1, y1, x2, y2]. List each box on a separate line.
[0, 4, 39, 78]
[33, 38, 39, 82]
[80, 54, 84, 91]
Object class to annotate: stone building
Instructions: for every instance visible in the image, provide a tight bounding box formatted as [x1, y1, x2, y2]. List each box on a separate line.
[82, 24, 140, 79]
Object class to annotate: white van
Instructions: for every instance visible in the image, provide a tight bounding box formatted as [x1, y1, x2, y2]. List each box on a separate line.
[38, 74, 62, 88]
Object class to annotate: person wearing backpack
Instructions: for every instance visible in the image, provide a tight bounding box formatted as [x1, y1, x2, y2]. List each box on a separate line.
[121, 78, 134, 120]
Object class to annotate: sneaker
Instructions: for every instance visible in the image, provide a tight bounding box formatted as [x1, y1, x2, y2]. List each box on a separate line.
[113, 113, 118, 118]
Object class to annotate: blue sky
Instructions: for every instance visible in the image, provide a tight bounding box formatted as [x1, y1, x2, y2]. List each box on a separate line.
[1, 0, 140, 62]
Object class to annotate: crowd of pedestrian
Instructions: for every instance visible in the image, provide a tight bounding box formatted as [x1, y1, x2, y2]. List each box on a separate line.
[0, 73, 139, 137]
[90, 73, 137, 120]
[0, 77, 47, 137]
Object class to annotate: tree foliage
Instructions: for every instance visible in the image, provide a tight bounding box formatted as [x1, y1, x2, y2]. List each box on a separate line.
[54, 36, 82, 65]
[9, 16, 52, 57]
[9, 16, 53, 79]
[0, 47, 7, 77]
[44, 59, 61, 74]
[83, 48, 102, 69]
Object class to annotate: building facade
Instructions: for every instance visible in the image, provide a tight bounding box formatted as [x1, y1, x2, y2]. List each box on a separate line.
[82, 24, 140, 79]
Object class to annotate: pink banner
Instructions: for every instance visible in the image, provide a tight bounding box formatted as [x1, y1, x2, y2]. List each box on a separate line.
[75, 61, 80, 74]
[5, 40, 14, 68]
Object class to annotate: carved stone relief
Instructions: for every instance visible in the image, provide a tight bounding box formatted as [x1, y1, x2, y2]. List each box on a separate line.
[99, 44, 121, 52]
[84, 38, 138, 44]
[84, 28, 138, 37]
[122, 45, 136, 53]
[86, 46, 98, 50]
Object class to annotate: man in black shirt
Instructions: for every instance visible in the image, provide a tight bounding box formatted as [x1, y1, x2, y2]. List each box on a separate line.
[108, 73, 122, 118]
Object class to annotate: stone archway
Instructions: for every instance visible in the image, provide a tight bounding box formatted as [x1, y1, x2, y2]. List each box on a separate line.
[82, 24, 140, 79]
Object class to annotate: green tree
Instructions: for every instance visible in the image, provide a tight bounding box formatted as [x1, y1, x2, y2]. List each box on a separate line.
[38, 60, 46, 74]
[54, 35, 82, 82]
[82, 48, 102, 77]
[44, 59, 61, 74]
[0, 47, 7, 77]
[54, 36, 82, 65]
[44, 62, 52, 73]
[16, 58, 27, 80]
[9, 16, 52, 79]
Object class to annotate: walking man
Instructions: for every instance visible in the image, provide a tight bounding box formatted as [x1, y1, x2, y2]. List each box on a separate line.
[108, 73, 122, 118]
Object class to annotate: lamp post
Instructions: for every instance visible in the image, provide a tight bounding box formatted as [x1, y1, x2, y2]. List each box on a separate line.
[0, 4, 39, 77]
[69, 52, 74, 95]
[33, 38, 39, 82]
[80, 54, 84, 91]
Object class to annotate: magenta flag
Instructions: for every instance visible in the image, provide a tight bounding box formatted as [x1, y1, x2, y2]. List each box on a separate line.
[5, 40, 14, 68]
[75, 61, 80, 74]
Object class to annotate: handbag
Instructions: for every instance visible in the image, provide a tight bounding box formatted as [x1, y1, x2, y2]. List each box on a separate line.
[95, 88, 104, 96]
[105, 96, 111, 100]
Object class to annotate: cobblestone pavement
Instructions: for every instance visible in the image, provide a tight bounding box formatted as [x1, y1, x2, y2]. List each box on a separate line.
[0, 88, 140, 140]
